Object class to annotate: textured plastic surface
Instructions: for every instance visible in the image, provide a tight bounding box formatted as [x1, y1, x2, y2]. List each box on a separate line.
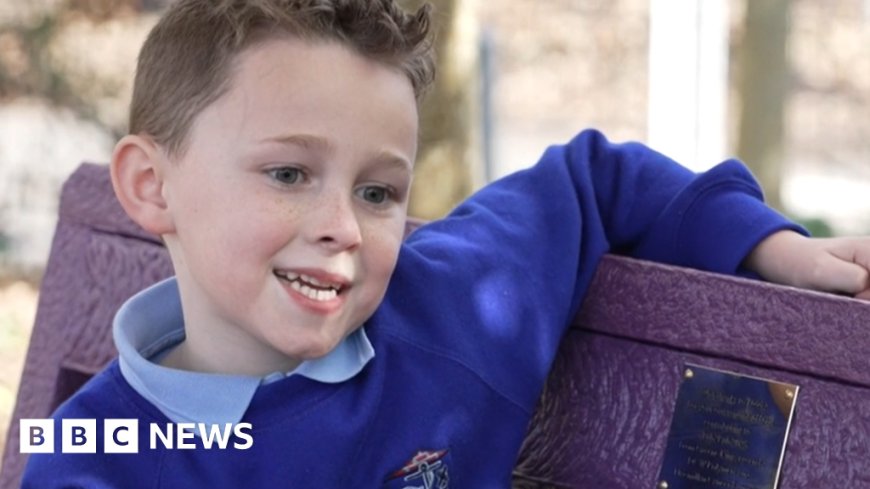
[513, 256, 870, 487]
[4, 163, 870, 488]
[0, 164, 173, 487]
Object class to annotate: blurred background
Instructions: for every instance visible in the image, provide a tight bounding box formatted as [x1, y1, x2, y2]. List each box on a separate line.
[0, 0, 868, 459]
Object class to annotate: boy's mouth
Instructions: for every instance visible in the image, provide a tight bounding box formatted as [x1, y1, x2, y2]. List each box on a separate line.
[274, 270, 347, 302]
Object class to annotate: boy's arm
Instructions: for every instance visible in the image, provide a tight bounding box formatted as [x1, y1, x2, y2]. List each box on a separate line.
[578, 130, 870, 299]
[577, 130, 802, 275]
[392, 129, 862, 410]
[743, 231, 870, 299]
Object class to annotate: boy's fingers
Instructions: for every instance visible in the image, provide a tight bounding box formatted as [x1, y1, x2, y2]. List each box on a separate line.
[851, 239, 870, 273]
[855, 288, 870, 301]
[827, 238, 870, 293]
[814, 252, 869, 294]
[832, 237, 870, 267]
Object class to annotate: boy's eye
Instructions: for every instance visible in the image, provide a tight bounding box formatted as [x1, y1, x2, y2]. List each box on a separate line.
[357, 186, 389, 204]
[269, 167, 302, 184]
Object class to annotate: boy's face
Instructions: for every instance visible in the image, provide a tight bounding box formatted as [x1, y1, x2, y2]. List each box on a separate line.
[159, 38, 418, 373]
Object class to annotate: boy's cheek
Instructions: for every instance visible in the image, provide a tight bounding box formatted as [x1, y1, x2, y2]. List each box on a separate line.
[359, 219, 402, 253]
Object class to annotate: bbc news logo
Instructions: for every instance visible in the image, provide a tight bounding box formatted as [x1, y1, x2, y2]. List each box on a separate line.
[20, 419, 253, 454]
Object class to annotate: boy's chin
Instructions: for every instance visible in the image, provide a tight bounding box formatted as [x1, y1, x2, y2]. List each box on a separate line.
[279, 335, 344, 361]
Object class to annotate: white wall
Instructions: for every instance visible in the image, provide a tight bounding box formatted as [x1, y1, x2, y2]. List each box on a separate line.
[0, 99, 113, 273]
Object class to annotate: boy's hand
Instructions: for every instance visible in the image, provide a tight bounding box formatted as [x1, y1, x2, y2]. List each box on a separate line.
[744, 230, 870, 300]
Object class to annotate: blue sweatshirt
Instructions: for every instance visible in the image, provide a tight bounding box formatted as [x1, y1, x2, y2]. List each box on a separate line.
[22, 130, 800, 488]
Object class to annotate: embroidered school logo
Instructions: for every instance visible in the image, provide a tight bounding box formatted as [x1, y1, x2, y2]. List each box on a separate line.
[385, 449, 450, 489]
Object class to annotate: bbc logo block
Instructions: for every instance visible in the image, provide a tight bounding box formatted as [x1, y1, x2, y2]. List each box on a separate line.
[104, 419, 139, 453]
[20, 419, 53, 454]
[61, 419, 96, 453]
[20, 419, 139, 454]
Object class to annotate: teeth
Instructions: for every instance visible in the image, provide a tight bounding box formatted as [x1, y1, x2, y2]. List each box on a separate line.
[276, 270, 345, 301]
[300, 273, 332, 288]
[289, 279, 338, 302]
[278, 271, 340, 290]
[316, 289, 333, 301]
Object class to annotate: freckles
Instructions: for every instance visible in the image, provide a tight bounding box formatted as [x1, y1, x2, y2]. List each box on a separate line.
[263, 197, 305, 221]
[281, 206, 306, 231]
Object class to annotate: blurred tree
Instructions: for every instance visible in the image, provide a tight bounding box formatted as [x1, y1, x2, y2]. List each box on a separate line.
[0, 14, 81, 111]
[735, 0, 791, 211]
[1, 0, 479, 219]
[0, 0, 147, 137]
[795, 216, 833, 238]
[400, 0, 481, 219]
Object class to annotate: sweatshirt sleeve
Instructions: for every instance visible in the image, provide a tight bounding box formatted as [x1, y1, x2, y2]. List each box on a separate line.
[381, 129, 802, 412]
[577, 130, 804, 273]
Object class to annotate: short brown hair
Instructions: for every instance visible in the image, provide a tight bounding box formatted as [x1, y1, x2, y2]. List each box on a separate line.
[130, 0, 435, 156]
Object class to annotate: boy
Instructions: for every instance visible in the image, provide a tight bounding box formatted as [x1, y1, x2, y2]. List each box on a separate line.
[22, 0, 870, 487]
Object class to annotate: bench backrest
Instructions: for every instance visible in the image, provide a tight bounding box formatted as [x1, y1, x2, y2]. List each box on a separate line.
[3, 163, 870, 488]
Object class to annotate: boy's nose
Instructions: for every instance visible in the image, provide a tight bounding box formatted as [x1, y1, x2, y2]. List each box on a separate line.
[308, 194, 362, 253]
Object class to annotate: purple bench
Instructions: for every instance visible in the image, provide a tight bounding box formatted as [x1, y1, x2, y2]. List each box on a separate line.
[3, 163, 870, 488]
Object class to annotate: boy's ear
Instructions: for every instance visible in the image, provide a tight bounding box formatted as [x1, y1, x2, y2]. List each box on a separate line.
[110, 134, 175, 236]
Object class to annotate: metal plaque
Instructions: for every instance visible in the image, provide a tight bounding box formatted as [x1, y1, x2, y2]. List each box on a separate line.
[656, 364, 799, 489]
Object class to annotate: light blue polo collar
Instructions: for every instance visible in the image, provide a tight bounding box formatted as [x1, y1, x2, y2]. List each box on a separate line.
[114, 277, 374, 426]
